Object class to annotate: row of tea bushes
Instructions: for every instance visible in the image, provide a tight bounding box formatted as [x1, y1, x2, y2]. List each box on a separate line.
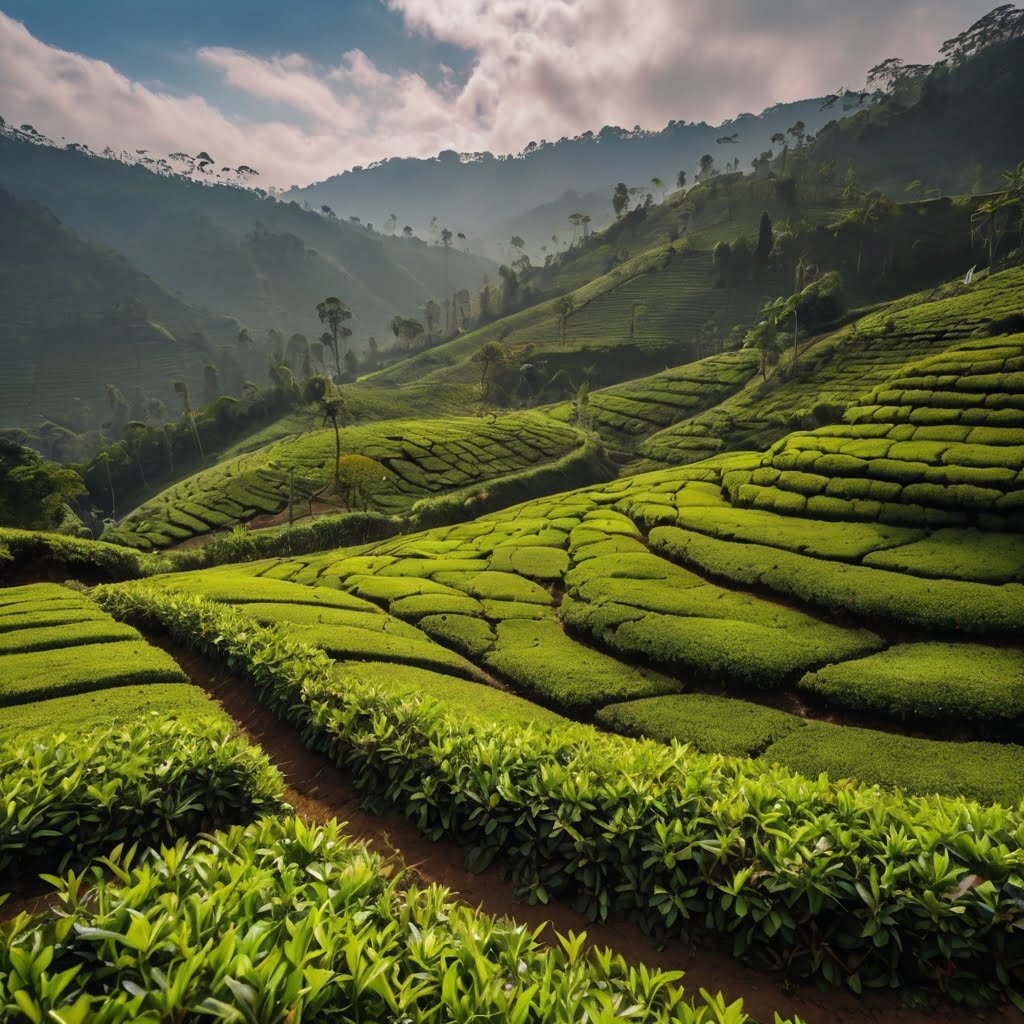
[0, 815, 795, 1024]
[103, 411, 584, 550]
[97, 584, 1024, 1003]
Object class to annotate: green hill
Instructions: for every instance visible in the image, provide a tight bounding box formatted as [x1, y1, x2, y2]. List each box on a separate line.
[0, 189, 234, 428]
[0, 132, 495, 344]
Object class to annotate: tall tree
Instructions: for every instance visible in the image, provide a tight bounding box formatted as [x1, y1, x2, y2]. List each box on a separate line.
[612, 182, 629, 218]
[472, 341, 505, 398]
[316, 296, 353, 381]
[676, 170, 687, 189]
[756, 212, 774, 263]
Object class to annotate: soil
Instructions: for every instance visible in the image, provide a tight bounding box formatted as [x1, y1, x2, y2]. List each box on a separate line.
[148, 639, 1015, 1024]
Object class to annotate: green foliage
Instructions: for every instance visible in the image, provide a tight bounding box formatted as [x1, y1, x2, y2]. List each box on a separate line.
[597, 694, 803, 756]
[0, 713, 283, 881]
[0, 682, 225, 745]
[799, 643, 1024, 723]
[0, 816, 777, 1024]
[0, 617, 138, 654]
[0, 441, 85, 530]
[764, 723, 1024, 806]
[650, 527, 1024, 637]
[96, 585, 1024, 1002]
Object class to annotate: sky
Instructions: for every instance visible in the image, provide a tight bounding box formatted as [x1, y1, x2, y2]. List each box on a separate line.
[0, 0, 999, 187]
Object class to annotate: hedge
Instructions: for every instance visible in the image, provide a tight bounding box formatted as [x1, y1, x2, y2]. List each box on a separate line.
[596, 693, 803, 756]
[0, 816, 788, 1024]
[97, 584, 1024, 1003]
[0, 713, 283, 881]
[798, 643, 1024, 723]
[649, 527, 1024, 636]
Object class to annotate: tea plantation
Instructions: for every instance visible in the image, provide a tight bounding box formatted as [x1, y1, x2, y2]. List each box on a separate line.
[102, 411, 586, 550]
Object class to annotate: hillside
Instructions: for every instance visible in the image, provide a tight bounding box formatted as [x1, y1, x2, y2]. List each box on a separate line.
[0, 189, 235, 428]
[291, 97, 843, 249]
[0, 131, 495, 344]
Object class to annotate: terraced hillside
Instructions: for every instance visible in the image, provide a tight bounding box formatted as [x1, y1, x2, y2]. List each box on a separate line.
[102, 411, 587, 550]
[545, 349, 760, 451]
[132, 441, 1024, 807]
[643, 266, 1024, 464]
[367, 243, 783, 390]
[723, 332, 1024, 529]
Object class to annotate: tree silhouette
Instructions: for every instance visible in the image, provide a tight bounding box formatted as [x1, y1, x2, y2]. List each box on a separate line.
[316, 296, 353, 381]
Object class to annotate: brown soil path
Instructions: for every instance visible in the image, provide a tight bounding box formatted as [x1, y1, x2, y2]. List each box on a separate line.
[157, 641, 1013, 1024]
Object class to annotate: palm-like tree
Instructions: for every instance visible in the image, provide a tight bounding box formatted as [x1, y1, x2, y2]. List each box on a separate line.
[316, 296, 353, 381]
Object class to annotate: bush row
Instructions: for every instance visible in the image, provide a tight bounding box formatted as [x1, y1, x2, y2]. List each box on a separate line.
[0, 714, 283, 883]
[97, 584, 1024, 1003]
[0, 816, 788, 1024]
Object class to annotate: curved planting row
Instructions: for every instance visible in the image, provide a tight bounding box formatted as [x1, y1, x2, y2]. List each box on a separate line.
[0, 581, 282, 883]
[724, 333, 1024, 528]
[97, 585, 1024, 1004]
[642, 265, 1024, 465]
[103, 411, 583, 550]
[1, 816, 789, 1024]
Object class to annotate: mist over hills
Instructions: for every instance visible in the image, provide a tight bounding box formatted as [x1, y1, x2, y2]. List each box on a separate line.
[0, 131, 495, 344]
[289, 98, 843, 250]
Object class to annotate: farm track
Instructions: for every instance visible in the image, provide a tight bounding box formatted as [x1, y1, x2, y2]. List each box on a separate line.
[134, 629, 1011, 1024]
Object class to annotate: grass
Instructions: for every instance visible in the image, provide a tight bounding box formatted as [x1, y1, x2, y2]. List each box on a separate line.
[596, 693, 803, 756]
[0, 682, 223, 745]
[798, 643, 1024, 723]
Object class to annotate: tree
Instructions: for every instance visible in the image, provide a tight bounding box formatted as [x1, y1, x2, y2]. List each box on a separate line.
[173, 381, 204, 460]
[402, 225, 413, 237]
[422, 299, 441, 343]
[612, 182, 630, 218]
[0, 440, 86, 530]
[676, 170, 687, 189]
[334, 454, 392, 510]
[568, 213, 585, 247]
[744, 315, 786, 379]
[556, 296, 575, 344]
[973, 162, 1024, 267]
[697, 154, 716, 182]
[440, 228, 453, 249]
[712, 241, 732, 287]
[941, 5, 1024, 64]
[472, 341, 505, 398]
[787, 121, 807, 148]
[756, 212, 774, 263]
[202, 364, 220, 407]
[344, 349, 359, 378]
[316, 296, 353, 381]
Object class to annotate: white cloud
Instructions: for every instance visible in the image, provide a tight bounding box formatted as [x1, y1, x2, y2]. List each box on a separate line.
[0, 2, 998, 186]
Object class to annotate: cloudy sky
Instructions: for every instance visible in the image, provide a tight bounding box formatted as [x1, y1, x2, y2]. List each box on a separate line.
[0, 0, 996, 186]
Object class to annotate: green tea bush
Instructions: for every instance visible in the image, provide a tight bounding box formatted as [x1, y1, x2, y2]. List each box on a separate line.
[0, 714, 283, 881]
[650, 527, 1024, 636]
[798, 643, 1024, 723]
[764, 723, 1024, 805]
[0, 816, 783, 1024]
[863, 528, 1024, 583]
[97, 585, 1024, 1002]
[0, 639, 186, 706]
[0, 682, 223, 745]
[597, 694, 803, 756]
[0, 618, 138, 655]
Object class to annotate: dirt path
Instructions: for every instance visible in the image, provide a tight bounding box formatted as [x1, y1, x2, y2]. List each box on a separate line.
[156, 641, 1010, 1024]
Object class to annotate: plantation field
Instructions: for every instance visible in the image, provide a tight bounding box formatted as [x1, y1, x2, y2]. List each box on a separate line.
[135, 444, 1024, 806]
[545, 349, 760, 451]
[102, 411, 585, 550]
[643, 266, 1024, 464]
[366, 243, 784, 390]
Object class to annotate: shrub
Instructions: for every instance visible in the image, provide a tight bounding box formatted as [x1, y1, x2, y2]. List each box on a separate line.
[0, 618, 139, 655]
[0, 817, 777, 1024]
[96, 585, 1024, 1002]
[764, 723, 1024, 806]
[650, 527, 1024, 636]
[798, 643, 1024, 723]
[597, 694, 803, 756]
[0, 714, 283, 881]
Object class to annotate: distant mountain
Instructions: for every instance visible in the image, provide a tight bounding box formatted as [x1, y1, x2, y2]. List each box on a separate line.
[0, 133, 496, 345]
[0, 188, 233, 428]
[289, 98, 847, 252]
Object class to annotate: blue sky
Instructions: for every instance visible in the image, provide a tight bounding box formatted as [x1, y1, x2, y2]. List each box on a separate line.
[0, 0, 1000, 185]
